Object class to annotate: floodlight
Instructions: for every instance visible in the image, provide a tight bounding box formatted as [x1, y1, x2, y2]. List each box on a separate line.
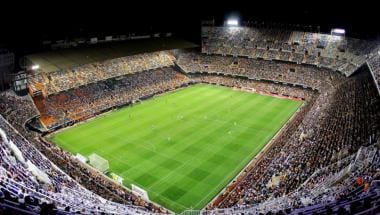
[331, 28, 346, 36]
[332, 29, 345, 34]
[31, 65, 40, 70]
[226, 19, 239, 27]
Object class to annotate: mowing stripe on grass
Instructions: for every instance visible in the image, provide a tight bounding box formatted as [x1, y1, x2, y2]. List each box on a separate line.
[49, 84, 302, 213]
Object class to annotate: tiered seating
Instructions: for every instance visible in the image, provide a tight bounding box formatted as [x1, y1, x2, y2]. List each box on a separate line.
[35, 68, 190, 129]
[177, 52, 346, 90]
[0, 45, 378, 214]
[0, 115, 162, 214]
[0, 91, 40, 133]
[189, 73, 315, 100]
[367, 53, 380, 93]
[29, 51, 175, 95]
[202, 26, 378, 76]
[177, 52, 380, 212]
[207, 146, 380, 215]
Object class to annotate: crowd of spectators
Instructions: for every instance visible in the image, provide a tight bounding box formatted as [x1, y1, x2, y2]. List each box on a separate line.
[34, 67, 190, 129]
[367, 53, 380, 93]
[177, 52, 379, 211]
[29, 51, 175, 95]
[0, 115, 162, 214]
[0, 48, 379, 214]
[0, 59, 187, 214]
[207, 145, 380, 215]
[0, 91, 40, 133]
[189, 73, 315, 100]
[177, 52, 346, 91]
[201, 26, 378, 76]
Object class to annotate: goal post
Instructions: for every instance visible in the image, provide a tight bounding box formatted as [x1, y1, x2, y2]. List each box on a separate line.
[88, 153, 109, 173]
[75, 153, 88, 164]
[132, 184, 149, 201]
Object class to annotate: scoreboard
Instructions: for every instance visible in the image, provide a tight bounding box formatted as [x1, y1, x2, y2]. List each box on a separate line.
[13, 72, 28, 96]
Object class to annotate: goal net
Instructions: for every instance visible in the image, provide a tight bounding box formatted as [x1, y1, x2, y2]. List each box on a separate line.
[132, 184, 149, 201]
[75, 153, 88, 164]
[88, 153, 109, 173]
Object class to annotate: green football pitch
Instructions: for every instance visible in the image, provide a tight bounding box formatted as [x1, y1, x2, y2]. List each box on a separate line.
[49, 84, 302, 213]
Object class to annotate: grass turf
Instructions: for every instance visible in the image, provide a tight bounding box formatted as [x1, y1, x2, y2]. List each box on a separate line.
[49, 84, 302, 213]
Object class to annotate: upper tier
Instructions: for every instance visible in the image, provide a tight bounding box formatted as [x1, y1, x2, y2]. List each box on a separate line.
[28, 51, 175, 95]
[202, 26, 379, 76]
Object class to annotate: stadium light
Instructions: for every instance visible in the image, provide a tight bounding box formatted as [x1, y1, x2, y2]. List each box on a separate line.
[331, 28, 345, 36]
[226, 19, 239, 27]
[31, 65, 40, 70]
[332, 29, 345, 34]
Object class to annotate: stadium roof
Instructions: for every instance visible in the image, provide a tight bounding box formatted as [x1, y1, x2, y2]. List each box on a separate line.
[25, 38, 197, 73]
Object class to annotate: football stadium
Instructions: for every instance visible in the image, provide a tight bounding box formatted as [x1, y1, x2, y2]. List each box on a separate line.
[0, 4, 380, 215]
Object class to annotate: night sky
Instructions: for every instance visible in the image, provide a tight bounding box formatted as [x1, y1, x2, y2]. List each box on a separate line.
[1, 0, 378, 57]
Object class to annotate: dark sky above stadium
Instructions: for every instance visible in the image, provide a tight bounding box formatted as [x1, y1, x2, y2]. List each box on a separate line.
[1, 0, 378, 55]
